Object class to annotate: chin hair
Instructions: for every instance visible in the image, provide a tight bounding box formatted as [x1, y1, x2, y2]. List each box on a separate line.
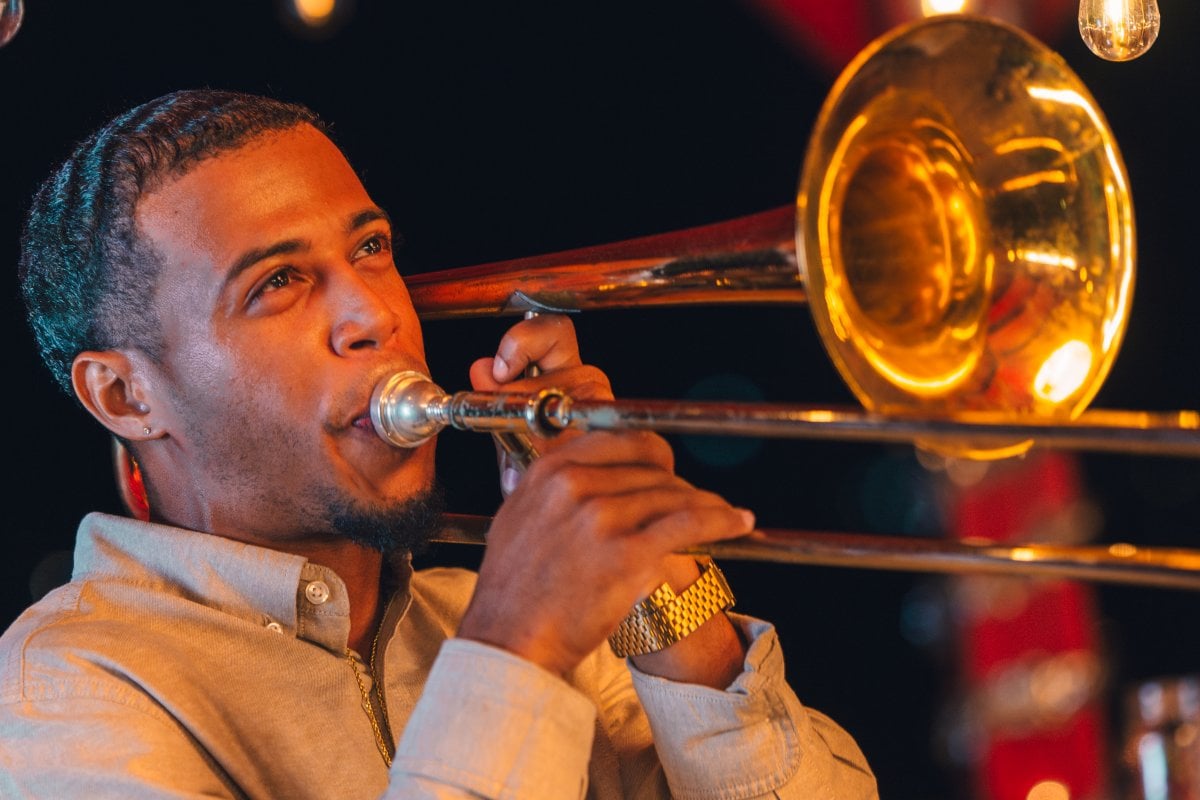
[327, 484, 448, 556]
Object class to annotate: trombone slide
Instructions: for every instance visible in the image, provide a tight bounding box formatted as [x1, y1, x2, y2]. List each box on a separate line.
[371, 371, 1200, 459]
[435, 514, 1200, 592]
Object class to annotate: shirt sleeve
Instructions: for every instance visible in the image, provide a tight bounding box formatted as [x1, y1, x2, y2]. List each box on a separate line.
[387, 638, 598, 799]
[0, 694, 239, 799]
[627, 613, 878, 800]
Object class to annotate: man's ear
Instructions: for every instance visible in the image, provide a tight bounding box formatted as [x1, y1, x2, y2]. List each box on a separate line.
[71, 350, 159, 441]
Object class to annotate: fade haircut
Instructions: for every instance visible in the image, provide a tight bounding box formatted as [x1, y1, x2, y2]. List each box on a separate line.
[19, 89, 324, 395]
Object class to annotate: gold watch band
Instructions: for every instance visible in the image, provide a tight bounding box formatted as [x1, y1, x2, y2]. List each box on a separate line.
[607, 559, 736, 658]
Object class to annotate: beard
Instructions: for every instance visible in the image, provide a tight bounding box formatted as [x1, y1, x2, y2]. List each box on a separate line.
[325, 483, 448, 556]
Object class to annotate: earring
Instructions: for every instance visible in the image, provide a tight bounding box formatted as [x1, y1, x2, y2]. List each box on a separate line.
[142, 426, 152, 436]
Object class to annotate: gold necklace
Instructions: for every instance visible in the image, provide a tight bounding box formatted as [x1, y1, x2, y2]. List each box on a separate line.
[346, 592, 397, 767]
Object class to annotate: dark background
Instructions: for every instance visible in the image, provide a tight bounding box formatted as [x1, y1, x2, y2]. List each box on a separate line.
[2, 2, 1197, 797]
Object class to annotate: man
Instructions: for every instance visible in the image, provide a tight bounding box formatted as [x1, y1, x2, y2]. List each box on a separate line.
[1, 90, 876, 798]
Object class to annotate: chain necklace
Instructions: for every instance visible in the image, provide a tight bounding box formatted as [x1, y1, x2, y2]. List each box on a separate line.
[346, 592, 397, 767]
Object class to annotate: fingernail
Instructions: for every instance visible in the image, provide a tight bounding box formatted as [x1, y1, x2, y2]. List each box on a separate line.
[501, 467, 521, 495]
[739, 510, 756, 530]
[493, 355, 510, 381]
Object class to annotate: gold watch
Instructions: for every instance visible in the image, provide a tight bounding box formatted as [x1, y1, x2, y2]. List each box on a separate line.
[607, 559, 735, 658]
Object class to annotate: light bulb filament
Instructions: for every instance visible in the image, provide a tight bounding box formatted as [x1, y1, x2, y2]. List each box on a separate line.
[1078, 0, 1160, 62]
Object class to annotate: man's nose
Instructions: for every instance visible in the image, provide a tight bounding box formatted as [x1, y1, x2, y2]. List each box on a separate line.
[328, 270, 400, 356]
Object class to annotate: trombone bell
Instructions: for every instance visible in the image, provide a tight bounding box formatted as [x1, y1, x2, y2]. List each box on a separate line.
[405, 16, 1136, 461]
[799, 15, 1134, 456]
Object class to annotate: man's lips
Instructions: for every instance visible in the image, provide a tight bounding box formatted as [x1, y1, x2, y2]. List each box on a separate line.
[335, 364, 431, 437]
[324, 411, 375, 437]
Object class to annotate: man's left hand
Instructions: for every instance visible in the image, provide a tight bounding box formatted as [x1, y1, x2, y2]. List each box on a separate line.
[467, 314, 747, 689]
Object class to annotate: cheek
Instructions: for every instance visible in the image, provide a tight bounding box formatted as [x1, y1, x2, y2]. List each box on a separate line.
[166, 358, 322, 483]
[388, 280, 426, 353]
[162, 333, 308, 438]
[177, 340, 234, 388]
[375, 439, 439, 499]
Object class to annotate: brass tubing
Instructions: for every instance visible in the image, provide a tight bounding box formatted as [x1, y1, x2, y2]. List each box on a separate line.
[538, 396, 1200, 458]
[435, 514, 1200, 592]
[372, 372, 1200, 458]
[405, 207, 804, 319]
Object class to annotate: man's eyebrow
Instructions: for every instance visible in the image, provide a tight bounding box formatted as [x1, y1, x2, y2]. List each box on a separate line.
[348, 207, 392, 233]
[224, 239, 307, 288]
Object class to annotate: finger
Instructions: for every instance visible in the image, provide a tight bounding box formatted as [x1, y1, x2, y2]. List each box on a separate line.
[492, 314, 582, 381]
[529, 430, 675, 473]
[573, 484, 740, 542]
[503, 431, 676, 497]
[640, 504, 757, 555]
[500, 454, 522, 496]
[513, 461, 693, 511]
[470, 359, 612, 401]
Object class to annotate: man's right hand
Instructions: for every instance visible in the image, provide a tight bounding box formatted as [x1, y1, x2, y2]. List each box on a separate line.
[455, 429, 755, 679]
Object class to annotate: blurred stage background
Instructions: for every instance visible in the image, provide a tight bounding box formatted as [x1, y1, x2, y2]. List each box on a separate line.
[2, 2, 1197, 798]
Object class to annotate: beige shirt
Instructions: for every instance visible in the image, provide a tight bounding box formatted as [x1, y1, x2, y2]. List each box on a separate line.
[0, 512, 877, 799]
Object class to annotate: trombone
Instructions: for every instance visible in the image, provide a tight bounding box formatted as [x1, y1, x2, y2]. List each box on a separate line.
[373, 15, 1200, 588]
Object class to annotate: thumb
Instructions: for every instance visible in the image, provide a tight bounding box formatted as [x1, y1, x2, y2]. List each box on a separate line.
[469, 357, 503, 391]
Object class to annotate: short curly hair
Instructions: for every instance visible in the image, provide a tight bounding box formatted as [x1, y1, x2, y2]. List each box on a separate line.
[19, 89, 324, 395]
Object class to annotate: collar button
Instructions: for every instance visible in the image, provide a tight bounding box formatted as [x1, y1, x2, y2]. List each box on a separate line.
[304, 580, 331, 605]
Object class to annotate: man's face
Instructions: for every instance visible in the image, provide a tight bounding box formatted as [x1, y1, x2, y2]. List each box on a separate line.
[133, 124, 436, 545]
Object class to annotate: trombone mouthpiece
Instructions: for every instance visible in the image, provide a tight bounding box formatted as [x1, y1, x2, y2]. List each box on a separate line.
[370, 371, 448, 448]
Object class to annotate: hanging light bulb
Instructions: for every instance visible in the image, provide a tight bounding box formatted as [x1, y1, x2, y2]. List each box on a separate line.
[0, 0, 24, 49]
[1078, 0, 1160, 61]
[921, 0, 971, 14]
[277, 0, 352, 40]
[292, 0, 336, 28]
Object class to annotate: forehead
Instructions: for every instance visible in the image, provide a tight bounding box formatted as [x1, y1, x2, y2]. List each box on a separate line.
[134, 125, 375, 274]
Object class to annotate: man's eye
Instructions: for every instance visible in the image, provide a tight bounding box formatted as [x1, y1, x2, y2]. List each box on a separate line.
[249, 268, 299, 304]
[266, 270, 293, 290]
[356, 234, 391, 258]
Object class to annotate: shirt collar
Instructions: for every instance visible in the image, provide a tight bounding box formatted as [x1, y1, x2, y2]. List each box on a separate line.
[72, 512, 411, 655]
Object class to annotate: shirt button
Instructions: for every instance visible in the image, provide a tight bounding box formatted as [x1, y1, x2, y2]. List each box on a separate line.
[266, 621, 284, 633]
[305, 580, 331, 605]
